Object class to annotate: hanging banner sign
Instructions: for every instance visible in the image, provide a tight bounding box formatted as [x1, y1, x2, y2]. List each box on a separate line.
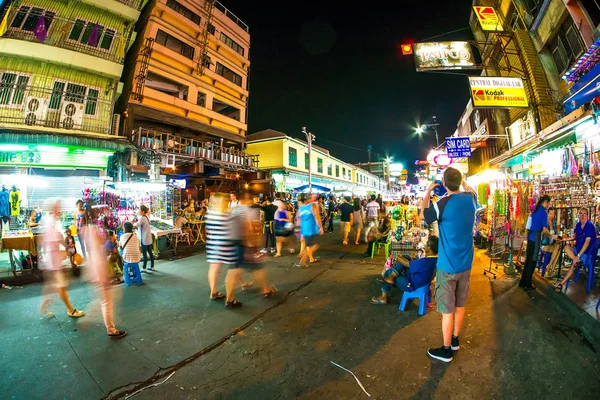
[468, 77, 528, 108]
[413, 41, 475, 71]
[446, 137, 472, 158]
[0, 150, 110, 168]
[473, 6, 504, 31]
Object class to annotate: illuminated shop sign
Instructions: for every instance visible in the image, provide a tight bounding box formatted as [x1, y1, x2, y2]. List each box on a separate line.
[0, 149, 112, 168]
[473, 6, 503, 32]
[468, 77, 528, 108]
[413, 41, 475, 71]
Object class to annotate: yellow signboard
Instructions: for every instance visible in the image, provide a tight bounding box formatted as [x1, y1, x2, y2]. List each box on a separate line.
[468, 77, 528, 108]
[473, 6, 504, 32]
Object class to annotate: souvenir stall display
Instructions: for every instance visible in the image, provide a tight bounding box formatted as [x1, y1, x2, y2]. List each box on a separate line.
[81, 181, 181, 254]
[389, 204, 429, 260]
[539, 176, 597, 233]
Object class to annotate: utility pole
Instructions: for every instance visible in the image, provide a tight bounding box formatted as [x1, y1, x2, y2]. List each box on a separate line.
[302, 127, 315, 193]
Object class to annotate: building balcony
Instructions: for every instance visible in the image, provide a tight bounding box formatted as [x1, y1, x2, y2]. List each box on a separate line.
[2, 8, 132, 65]
[136, 128, 258, 171]
[0, 81, 115, 136]
[115, 0, 143, 10]
[215, 1, 249, 33]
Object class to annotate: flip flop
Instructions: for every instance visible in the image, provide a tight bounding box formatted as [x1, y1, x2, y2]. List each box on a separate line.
[370, 297, 387, 305]
[554, 283, 563, 293]
[225, 300, 242, 309]
[241, 282, 254, 291]
[263, 287, 278, 297]
[210, 292, 225, 300]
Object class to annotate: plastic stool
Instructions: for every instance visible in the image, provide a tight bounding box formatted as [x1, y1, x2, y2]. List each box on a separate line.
[124, 262, 143, 286]
[371, 241, 390, 259]
[399, 284, 431, 316]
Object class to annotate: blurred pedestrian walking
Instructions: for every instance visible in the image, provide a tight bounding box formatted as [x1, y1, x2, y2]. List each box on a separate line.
[39, 198, 84, 319]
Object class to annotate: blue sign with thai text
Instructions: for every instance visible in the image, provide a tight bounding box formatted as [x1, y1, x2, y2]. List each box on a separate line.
[445, 137, 472, 158]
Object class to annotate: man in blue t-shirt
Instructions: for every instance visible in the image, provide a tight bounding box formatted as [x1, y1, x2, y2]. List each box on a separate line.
[370, 236, 438, 305]
[556, 208, 597, 291]
[421, 167, 477, 363]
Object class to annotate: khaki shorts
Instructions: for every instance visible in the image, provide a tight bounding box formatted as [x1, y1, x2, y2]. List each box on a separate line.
[435, 269, 471, 314]
[340, 221, 351, 234]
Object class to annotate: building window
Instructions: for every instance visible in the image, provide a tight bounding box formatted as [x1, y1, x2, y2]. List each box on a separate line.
[202, 55, 212, 69]
[68, 20, 115, 50]
[10, 6, 55, 32]
[213, 98, 240, 121]
[166, 0, 201, 24]
[549, 17, 585, 75]
[219, 32, 245, 56]
[155, 29, 195, 60]
[48, 81, 99, 115]
[146, 71, 188, 100]
[580, 0, 600, 29]
[522, 0, 544, 21]
[215, 62, 242, 86]
[317, 158, 323, 173]
[305, 153, 309, 170]
[336, 165, 339, 177]
[196, 92, 206, 107]
[342, 167, 346, 179]
[0, 73, 29, 105]
[289, 147, 297, 167]
[207, 24, 216, 35]
[327, 163, 332, 176]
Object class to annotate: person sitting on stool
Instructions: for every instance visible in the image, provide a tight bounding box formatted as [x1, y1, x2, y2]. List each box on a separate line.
[370, 236, 438, 305]
[555, 208, 597, 292]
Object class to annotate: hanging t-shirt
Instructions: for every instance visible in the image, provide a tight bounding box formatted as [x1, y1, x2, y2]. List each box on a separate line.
[9, 189, 21, 216]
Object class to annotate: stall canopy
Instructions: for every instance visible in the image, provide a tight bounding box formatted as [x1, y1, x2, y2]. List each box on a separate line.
[293, 184, 331, 192]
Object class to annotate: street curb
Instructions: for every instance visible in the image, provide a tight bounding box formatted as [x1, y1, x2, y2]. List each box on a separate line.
[517, 262, 600, 352]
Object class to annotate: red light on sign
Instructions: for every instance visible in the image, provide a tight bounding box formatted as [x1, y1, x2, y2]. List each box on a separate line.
[401, 44, 413, 55]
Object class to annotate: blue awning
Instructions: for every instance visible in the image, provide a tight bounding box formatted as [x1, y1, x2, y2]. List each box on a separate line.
[564, 62, 600, 114]
[293, 184, 331, 192]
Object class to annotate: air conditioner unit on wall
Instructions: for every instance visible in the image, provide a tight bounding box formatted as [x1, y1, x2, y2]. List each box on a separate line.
[23, 96, 49, 126]
[60, 101, 83, 130]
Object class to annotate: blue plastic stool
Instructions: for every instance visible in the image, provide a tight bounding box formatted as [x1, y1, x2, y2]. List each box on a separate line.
[399, 284, 431, 316]
[537, 251, 552, 277]
[124, 262, 143, 286]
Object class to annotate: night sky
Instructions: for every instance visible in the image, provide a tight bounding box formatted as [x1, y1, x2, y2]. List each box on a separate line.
[224, 0, 475, 170]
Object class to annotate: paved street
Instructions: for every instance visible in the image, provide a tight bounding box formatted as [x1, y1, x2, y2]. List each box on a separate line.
[1, 231, 600, 400]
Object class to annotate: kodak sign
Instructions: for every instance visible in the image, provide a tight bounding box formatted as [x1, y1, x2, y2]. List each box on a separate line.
[473, 6, 503, 32]
[468, 77, 528, 108]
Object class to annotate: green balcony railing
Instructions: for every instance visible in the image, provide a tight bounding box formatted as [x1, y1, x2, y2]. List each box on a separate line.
[0, 81, 115, 135]
[3, 6, 132, 64]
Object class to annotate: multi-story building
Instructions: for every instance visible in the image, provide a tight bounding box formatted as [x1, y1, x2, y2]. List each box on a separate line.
[118, 0, 255, 195]
[0, 0, 142, 207]
[476, 0, 600, 176]
[246, 129, 381, 195]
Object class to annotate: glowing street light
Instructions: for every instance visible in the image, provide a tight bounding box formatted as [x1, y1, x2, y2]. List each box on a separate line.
[416, 126, 424, 134]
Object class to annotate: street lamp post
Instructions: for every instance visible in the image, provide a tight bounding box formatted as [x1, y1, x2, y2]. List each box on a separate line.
[302, 127, 315, 193]
[416, 116, 440, 146]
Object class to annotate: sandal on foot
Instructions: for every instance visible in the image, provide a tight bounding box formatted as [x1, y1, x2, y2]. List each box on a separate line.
[274, 254, 282, 258]
[210, 292, 225, 300]
[241, 282, 254, 291]
[68, 309, 84, 318]
[370, 297, 387, 305]
[263, 286, 278, 297]
[108, 330, 127, 339]
[554, 283, 563, 293]
[225, 300, 242, 309]
[310, 259, 320, 264]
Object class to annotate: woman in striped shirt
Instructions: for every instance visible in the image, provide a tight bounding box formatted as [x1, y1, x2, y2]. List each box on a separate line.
[205, 193, 240, 304]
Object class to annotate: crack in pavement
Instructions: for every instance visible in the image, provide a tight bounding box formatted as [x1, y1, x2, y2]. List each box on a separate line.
[105, 252, 348, 399]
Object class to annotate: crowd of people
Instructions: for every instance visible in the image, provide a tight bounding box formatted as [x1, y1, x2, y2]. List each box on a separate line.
[35, 167, 481, 364]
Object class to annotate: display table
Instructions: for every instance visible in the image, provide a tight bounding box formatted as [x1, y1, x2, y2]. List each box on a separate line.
[1, 232, 38, 275]
[149, 219, 180, 257]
